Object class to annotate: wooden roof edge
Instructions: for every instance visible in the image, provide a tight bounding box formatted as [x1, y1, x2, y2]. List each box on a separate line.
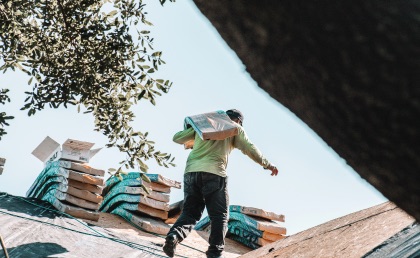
[240, 201, 414, 258]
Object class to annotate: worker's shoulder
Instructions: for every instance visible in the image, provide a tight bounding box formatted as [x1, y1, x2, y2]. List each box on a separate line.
[231, 125, 247, 141]
[235, 124, 246, 134]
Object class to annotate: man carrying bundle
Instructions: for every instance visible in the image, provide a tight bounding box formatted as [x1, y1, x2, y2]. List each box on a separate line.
[163, 109, 278, 258]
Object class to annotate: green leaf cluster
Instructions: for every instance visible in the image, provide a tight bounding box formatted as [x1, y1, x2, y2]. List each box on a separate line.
[0, 0, 175, 170]
[159, 0, 176, 6]
[0, 89, 14, 140]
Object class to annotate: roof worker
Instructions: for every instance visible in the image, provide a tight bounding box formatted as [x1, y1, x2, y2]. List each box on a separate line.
[163, 109, 278, 258]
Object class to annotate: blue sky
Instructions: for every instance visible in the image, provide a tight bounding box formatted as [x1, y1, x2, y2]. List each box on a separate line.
[0, 0, 387, 235]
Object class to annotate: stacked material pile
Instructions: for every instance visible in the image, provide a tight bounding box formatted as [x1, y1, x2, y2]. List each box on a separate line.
[100, 172, 181, 235]
[0, 157, 5, 175]
[195, 205, 286, 249]
[165, 200, 184, 224]
[26, 160, 105, 221]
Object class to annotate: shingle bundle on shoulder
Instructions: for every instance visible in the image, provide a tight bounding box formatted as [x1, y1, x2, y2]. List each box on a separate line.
[26, 160, 105, 221]
[182, 110, 239, 149]
[28, 137, 104, 221]
[195, 205, 286, 249]
[99, 172, 181, 235]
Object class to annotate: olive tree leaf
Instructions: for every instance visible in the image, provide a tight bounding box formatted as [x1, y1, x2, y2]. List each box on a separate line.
[0, 0, 177, 171]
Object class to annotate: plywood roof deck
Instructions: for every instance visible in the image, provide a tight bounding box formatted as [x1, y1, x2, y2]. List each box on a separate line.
[240, 202, 415, 258]
[90, 212, 252, 258]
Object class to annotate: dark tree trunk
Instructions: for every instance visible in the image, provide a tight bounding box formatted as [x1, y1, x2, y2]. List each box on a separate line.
[193, 0, 420, 220]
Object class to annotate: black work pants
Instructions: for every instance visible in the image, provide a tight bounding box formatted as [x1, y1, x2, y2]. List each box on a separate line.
[168, 172, 229, 257]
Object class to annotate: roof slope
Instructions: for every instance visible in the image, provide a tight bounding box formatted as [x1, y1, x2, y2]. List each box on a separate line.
[3, 192, 417, 258]
[0, 192, 250, 258]
[240, 202, 416, 258]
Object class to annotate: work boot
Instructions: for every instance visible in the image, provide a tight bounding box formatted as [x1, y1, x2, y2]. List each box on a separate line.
[163, 234, 179, 257]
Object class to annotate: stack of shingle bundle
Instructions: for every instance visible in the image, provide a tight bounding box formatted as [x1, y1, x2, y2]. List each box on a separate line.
[0, 157, 5, 175]
[195, 205, 286, 249]
[26, 160, 105, 221]
[165, 200, 184, 224]
[28, 137, 104, 221]
[99, 172, 181, 235]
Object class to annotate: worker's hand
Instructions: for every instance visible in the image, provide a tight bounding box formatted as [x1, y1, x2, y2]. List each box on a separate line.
[265, 164, 278, 176]
[269, 166, 278, 176]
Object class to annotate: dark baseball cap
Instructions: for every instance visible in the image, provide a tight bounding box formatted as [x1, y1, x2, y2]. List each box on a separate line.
[226, 109, 244, 124]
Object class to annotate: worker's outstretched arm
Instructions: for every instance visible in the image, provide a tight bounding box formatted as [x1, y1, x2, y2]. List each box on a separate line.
[234, 127, 278, 176]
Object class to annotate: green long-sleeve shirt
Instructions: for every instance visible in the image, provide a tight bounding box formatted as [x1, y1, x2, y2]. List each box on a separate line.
[173, 126, 272, 177]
